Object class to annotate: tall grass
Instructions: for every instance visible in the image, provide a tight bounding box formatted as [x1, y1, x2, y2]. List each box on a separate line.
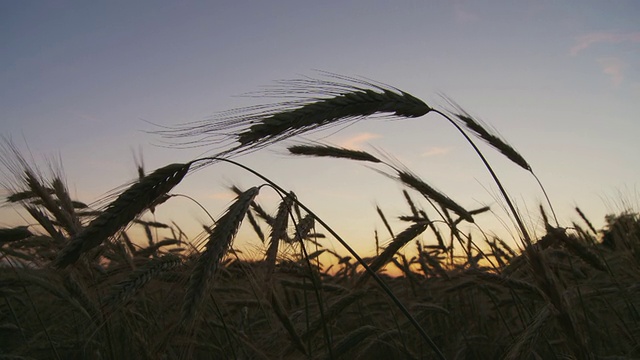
[1, 73, 639, 359]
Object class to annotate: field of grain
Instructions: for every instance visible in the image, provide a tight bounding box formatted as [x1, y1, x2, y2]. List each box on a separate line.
[1, 75, 639, 359]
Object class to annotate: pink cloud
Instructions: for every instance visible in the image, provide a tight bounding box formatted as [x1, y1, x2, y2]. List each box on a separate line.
[339, 132, 381, 149]
[421, 147, 452, 157]
[571, 31, 640, 55]
[597, 57, 625, 86]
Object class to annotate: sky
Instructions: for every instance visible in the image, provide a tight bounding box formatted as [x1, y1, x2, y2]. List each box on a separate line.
[1, 1, 639, 261]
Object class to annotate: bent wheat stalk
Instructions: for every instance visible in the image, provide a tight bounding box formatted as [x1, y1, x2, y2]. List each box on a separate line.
[441, 100, 558, 226]
[54, 162, 192, 268]
[152, 72, 431, 157]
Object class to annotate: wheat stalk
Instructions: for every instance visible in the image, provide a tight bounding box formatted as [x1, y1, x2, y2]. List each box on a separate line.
[471, 270, 541, 296]
[62, 273, 101, 323]
[265, 194, 294, 282]
[575, 207, 598, 236]
[395, 169, 473, 223]
[505, 304, 551, 360]
[550, 228, 607, 272]
[24, 170, 79, 236]
[451, 110, 531, 171]
[24, 205, 65, 242]
[153, 73, 430, 156]
[54, 162, 191, 268]
[0, 226, 32, 244]
[357, 221, 428, 286]
[288, 144, 382, 163]
[216, 157, 446, 359]
[291, 214, 315, 243]
[51, 177, 82, 233]
[269, 291, 307, 355]
[376, 205, 395, 239]
[302, 290, 367, 340]
[182, 186, 259, 324]
[135, 239, 182, 258]
[105, 254, 182, 309]
[244, 209, 265, 242]
[330, 325, 377, 359]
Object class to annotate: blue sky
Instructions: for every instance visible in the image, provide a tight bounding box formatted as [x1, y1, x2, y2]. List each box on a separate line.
[1, 1, 639, 257]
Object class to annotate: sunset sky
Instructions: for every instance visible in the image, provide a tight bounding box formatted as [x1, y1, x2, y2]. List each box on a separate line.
[1, 1, 639, 258]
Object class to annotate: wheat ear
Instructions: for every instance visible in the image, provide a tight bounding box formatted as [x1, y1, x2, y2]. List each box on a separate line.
[450, 110, 531, 171]
[24, 170, 79, 236]
[0, 226, 32, 244]
[505, 304, 551, 360]
[269, 291, 307, 355]
[153, 73, 430, 156]
[575, 207, 598, 236]
[265, 194, 294, 282]
[54, 162, 191, 268]
[24, 205, 65, 242]
[182, 186, 259, 324]
[105, 254, 182, 309]
[302, 290, 367, 340]
[51, 177, 82, 233]
[330, 325, 377, 359]
[357, 221, 428, 286]
[395, 169, 473, 223]
[288, 144, 382, 163]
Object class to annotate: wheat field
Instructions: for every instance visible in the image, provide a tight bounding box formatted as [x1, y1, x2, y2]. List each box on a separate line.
[1, 75, 639, 359]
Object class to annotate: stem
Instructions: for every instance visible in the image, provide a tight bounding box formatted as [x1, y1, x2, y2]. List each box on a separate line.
[432, 109, 533, 245]
[271, 188, 329, 357]
[532, 172, 559, 226]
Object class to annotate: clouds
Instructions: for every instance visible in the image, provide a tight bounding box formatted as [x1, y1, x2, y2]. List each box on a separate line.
[421, 147, 452, 157]
[597, 57, 625, 87]
[571, 31, 640, 87]
[570, 31, 640, 55]
[338, 133, 452, 160]
[338, 132, 381, 149]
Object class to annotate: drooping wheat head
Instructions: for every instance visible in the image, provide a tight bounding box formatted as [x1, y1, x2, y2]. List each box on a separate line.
[54, 162, 191, 268]
[395, 169, 473, 223]
[153, 73, 431, 157]
[443, 100, 531, 172]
